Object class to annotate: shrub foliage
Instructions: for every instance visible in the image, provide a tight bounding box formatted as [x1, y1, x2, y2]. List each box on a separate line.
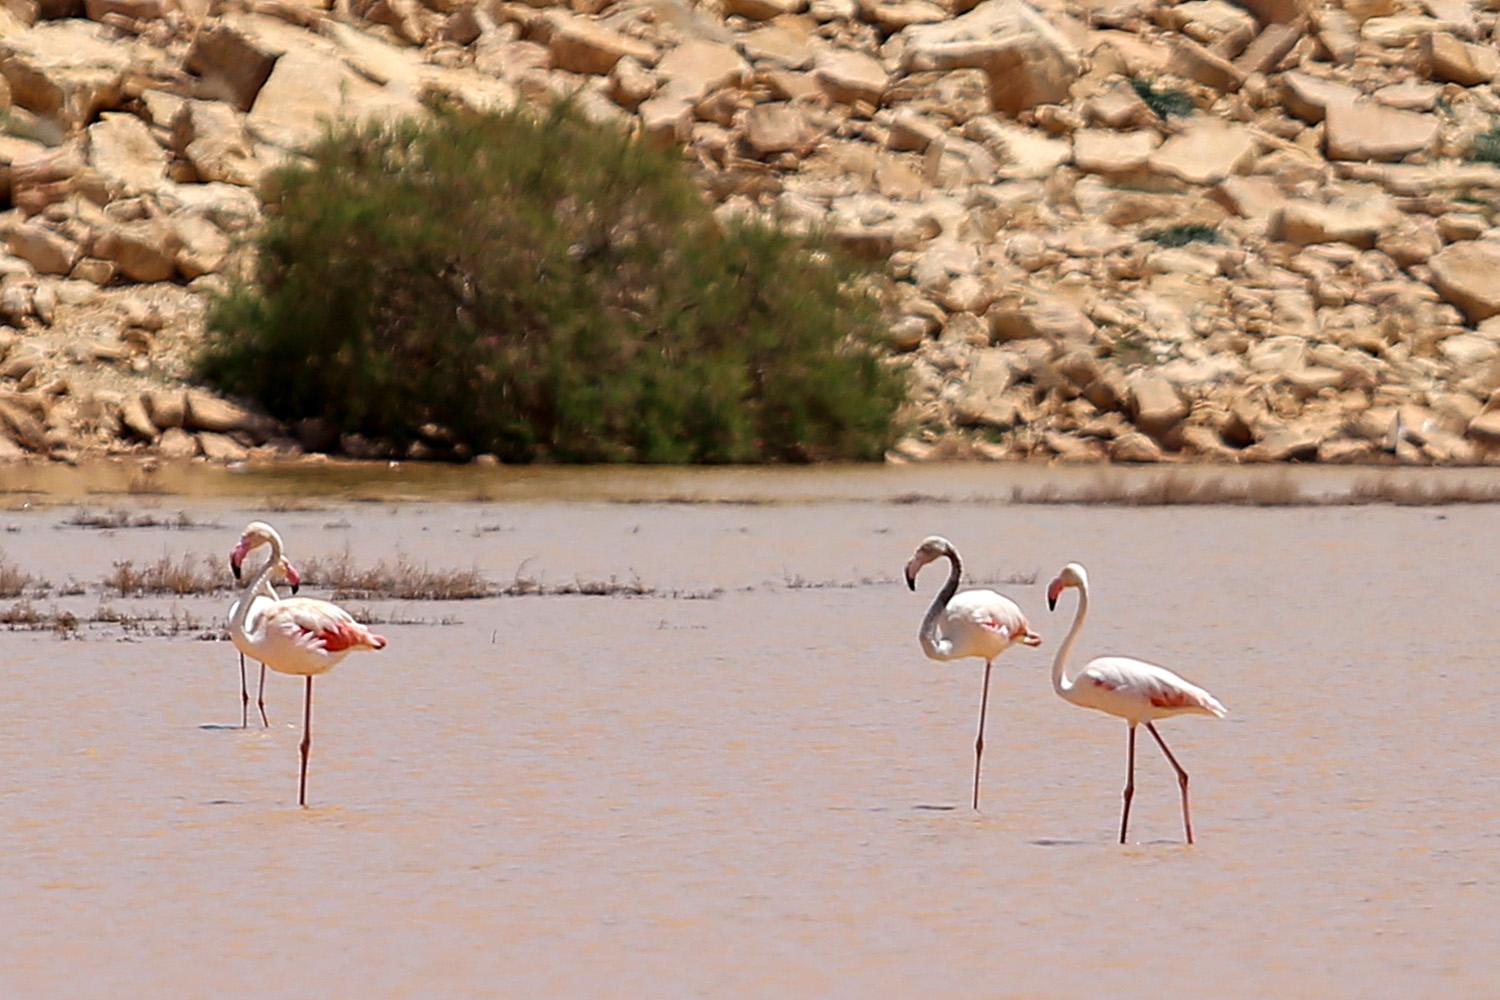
[199, 106, 902, 463]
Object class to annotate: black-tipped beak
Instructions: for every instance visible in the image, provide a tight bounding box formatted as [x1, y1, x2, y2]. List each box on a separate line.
[904, 568, 916, 591]
[1047, 595, 1056, 611]
[230, 556, 241, 581]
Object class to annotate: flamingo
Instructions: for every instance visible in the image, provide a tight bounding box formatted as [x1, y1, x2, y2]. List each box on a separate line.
[228, 521, 388, 807]
[905, 535, 1042, 811]
[226, 558, 297, 729]
[1046, 562, 1227, 844]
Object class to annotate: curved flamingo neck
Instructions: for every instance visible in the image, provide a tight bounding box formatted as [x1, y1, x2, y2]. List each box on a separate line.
[919, 546, 961, 660]
[232, 534, 283, 634]
[1052, 579, 1089, 700]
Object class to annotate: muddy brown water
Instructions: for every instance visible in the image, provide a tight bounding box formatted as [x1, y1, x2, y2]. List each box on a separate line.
[2, 464, 1498, 997]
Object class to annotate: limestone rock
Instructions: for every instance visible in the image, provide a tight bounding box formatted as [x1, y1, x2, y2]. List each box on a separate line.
[1280, 71, 1358, 124]
[144, 389, 186, 429]
[725, 0, 805, 18]
[1127, 372, 1187, 437]
[542, 11, 655, 76]
[742, 103, 816, 156]
[86, 113, 168, 197]
[1166, 38, 1244, 92]
[638, 42, 748, 143]
[172, 214, 230, 279]
[93, 220, 180, 283]
[172, 100, 263, 187]
[1429, 241, 1500, 324]
[901, 0, 1081, 115]
[1273, 196, 1398, 250]
[5, 221, 80, 275]
[814, 49, 887, 106]
[120, 393, 157, 441]
[157, 426, 199, 458]
[1148, 119, 1257, 185]
[1072, 128, 1159, 175]
[1110, 431, 1163, 462]
[247, 46, 419, 151]
[185, 23, 280, 112]
[1324, 102, 1438, 162]
[0, 21, 130, 130]
[1423, 31, 1500, 87]
[198, 431, 249, 462]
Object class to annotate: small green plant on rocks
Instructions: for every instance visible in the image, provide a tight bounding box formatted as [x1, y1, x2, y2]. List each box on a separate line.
[200, 104, 902, 463]
[1144, 223, 1221, 248]
[1467, 120, 1500, 164]
[1131, 78, 1195, 120]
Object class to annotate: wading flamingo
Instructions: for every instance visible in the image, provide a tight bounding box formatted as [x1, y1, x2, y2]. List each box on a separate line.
[227, 558, 297, 729]
[1046, 562, 1227, 844]
[229, 522, 387, 807]
[906, 536, 1042, 811]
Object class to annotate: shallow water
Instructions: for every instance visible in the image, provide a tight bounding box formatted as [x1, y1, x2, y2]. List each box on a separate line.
[2, 471, 1498, 997]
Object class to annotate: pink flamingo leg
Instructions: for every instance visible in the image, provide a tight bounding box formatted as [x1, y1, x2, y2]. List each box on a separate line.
[1146, 722, 1193, 845]
[256, 662, 269, 728]
[298, 676, 313, 807]
[972, 659, 992, 811]
[239, 652, 249, 729]
[1120, 724, 1136, 844]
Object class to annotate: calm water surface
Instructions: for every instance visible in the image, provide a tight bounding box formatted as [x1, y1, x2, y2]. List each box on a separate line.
[1, 465, 1496, 997]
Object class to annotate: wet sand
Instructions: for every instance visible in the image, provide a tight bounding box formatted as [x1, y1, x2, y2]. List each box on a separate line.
[2, 476, 1498, 997]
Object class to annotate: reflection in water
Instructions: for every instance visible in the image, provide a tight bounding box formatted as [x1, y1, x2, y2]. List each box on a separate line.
[1, 484, 1498, 996]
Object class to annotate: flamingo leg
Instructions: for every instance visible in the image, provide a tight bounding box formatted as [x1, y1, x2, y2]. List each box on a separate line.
[239, 652, 249, 729]
[298, 676, 313, 807]
[1146, 722, 1192, 845]
[256, 662, 269, 728]
[1120, 724, 1136, 844]
[972, 659, 993, 811]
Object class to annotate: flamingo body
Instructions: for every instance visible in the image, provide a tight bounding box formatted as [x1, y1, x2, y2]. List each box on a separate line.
[228, 521, 387, 806]
[234, 597, 387, 677]
[906, 535, 1041, 811]
[923, 589, 1039, 663]
[1047, 561, 1226, 844]
[1063, 655, 1227, 725]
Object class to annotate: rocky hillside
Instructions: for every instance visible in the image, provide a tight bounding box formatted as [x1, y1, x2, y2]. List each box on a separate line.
[0, 0, 1499, 464]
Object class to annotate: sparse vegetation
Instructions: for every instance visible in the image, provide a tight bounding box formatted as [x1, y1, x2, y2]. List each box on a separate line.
[62, 509, 214, 530]
[1467, 119, 1500, 164]
[200, 104, 902, 463]
[1131, 78, 1195, 119]
[298, 551, 492, 600]
[103, 555, 226, 596]
[0, 552, 37, 598]
[1144, 224, 1221, 248]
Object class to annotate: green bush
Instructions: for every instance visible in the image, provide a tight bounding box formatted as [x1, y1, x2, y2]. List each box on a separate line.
[1467, 120, 1500, 164]
[1131, 78, 1195, 120]
[1144, 223, 1221, 248]
[199, 105, 902, 463]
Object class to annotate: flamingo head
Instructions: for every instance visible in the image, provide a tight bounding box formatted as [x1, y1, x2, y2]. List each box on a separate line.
[279, 558, 302, 595]
[229, 521, 284, 580]
[904, 535, 954, 590]
[1046, 562, 1088, 611]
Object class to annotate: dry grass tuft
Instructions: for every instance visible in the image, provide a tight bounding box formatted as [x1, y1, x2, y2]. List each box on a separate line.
[0, 552, 38, 598]
[499, 564, 655, 597]
[1007, 475, 1306, 507]
[300, 551, 492, 600]
[1346, 477, 1500, 505]
[104, 554, 227, 596]
[62, 508, 215, 530]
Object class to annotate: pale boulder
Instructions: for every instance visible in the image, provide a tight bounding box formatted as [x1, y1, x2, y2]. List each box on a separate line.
[1428, 241, 1500, 324]
[1324, 101, 1438, 162]
[1148, 119, 1257, 185]
[185, 23, 280, 112]
[901, 0, 1081, 115]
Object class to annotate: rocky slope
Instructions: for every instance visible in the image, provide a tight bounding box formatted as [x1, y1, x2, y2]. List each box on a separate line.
[1, 0, 1499, 464]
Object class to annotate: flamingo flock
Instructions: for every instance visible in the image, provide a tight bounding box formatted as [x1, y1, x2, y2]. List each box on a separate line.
[213, 519, 1219, 843]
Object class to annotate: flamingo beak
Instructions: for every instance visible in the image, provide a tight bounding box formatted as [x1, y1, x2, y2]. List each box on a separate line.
[229, 538, 249, 580]
[285, 561, 301, 595]
[1046, 578, 1063, 611]
[904, 556, 921, 591]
